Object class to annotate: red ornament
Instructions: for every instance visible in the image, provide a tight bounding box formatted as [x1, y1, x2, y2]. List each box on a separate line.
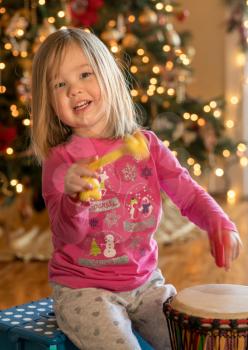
[176, 9, 190, 22]
[69, 0, 104, 27]
[0, 124, 17, 152]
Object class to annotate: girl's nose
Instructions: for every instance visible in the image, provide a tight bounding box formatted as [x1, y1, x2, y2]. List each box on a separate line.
[68, 85, 82, 97]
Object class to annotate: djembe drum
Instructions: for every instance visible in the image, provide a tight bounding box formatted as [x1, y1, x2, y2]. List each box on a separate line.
[163, 284, 248, 350]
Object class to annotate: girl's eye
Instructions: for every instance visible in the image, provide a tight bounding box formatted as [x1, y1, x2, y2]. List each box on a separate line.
[80, 72, 92, 79]
[54, 82, 65, 89]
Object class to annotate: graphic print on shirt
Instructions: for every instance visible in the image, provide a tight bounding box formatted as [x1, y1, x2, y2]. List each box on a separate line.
[129, 197, 138, 219]
[99, 163, 121, 194]
[78, 232, 129, 267]
[90, 197, 120, 213]
[98, 170, 109, 198]
[103, 234, 116, 257]
[90, 238, 101, 256]
[127, 234, 149, 260]
[123, 182, 156, 233]
[89, 217, 100, 228]
[121, 163, 137, 182]
[89, 163, 122, 213]
[139, 196, 153, 217]
[125, 184, 154, 220]
[103, 211, 120, 228]
[140, 166, 153, 179]
[78, 157, 157, 268]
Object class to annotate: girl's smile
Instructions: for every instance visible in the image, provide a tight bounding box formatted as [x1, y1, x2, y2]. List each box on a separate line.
[73, 100, 92, 113]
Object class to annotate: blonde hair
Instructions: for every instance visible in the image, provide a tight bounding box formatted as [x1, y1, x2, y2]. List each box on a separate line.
[31, 27, 140, 163]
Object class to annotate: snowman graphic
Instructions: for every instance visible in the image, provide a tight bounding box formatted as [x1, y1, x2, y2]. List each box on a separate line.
[103, 234, 117, 258]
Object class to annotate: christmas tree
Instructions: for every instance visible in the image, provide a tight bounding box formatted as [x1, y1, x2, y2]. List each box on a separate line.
[90, 238, 101, 256]
[0, 0, 67, 210]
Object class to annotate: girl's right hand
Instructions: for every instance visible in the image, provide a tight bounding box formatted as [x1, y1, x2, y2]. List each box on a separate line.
[209, 229, 242, 271]
[64, 157, 98, 200]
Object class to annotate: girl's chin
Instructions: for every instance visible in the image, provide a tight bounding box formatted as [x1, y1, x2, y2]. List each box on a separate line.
[74, 127, 105, 138]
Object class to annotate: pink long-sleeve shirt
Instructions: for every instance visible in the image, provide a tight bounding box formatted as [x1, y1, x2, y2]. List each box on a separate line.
[42, 130, 236, 291]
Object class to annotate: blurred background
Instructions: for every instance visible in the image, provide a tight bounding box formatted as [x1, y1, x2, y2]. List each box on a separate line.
[0, 0, 247, 309]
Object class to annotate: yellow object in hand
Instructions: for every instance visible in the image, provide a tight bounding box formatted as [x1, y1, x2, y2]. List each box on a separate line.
[87, 131, 150, 171]
[79, 131, 150, 202]
[79, 177, 102, 202]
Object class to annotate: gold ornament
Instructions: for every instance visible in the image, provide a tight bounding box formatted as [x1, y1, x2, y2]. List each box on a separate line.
[5, 10, 29, 38]
[138, 7, 157, 25]
[122, 33, 139, 48]
[186, 46, 196, 59]
[33, 18, 56, 53]
[116, 14, 126, 36]
[166, 23, 181, 47]
[101, 29, 124, 43]
[38, 18, 56, 39]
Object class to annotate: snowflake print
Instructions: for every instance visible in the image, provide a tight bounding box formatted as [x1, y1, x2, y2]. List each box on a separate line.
[141, 166, 152, 179]
[139, 247, 147, 257]
[121, 163, 137, 182]
[104, 212, 120, 228]
[129, 237, 141, 249]
[89, 217, 99, 228]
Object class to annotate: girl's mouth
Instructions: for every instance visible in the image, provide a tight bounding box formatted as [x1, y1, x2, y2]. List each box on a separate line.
[73, 100, 92, 112]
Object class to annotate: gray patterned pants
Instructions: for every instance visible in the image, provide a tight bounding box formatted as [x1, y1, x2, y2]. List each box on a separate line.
[51, 269, 176, 350]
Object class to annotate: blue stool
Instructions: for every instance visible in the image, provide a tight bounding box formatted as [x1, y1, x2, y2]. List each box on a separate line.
[0, 297, 153, 349]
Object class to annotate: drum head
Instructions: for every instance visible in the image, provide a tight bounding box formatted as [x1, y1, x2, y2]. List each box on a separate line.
[171, 284, 248, 319]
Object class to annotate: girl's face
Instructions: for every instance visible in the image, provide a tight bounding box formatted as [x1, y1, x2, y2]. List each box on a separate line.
[50, 43, 107, 138]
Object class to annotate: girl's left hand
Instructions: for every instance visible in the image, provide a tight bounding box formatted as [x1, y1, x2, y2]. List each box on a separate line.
[209, 230, 242, 271]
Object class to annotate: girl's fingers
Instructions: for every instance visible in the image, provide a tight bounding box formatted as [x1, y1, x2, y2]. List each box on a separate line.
[209, 235, 223, 266]
[68, 156, 100, 178]
[224, 244, 231, 271]
[233, 232, 243, 248]
[213, 239, 225, 268]
[81, 169, 98, 178]
[209, 231, 242, 270]
[222, 231, 242, 270]
[230, 236, 239, 261]
[66, 184, 86, 194]
[212, 223, 224, 267]
[71, 164, 98, 178]
[76, 156, 98, 165]
[232, 243, 239, 261]
[65, 175, 93, 194]
[71, 176, 93, 190]
[209, 239, 215, 258]
[232, 233, 242, 260]
[77, 156, 99, 172]
[221, 232, 231, 270]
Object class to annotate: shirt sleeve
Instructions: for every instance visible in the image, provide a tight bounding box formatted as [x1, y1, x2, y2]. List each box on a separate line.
[146, 131, 237, 236]
[42, 147, 90, 245]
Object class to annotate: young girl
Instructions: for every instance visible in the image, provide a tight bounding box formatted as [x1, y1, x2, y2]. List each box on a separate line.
[31, 28, 241, 350]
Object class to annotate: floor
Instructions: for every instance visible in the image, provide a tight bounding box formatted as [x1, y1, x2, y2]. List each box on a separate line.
[0, 199, 247, 310]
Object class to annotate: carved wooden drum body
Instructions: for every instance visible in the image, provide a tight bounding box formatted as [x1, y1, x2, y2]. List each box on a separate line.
[164, 284, 248, 350]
